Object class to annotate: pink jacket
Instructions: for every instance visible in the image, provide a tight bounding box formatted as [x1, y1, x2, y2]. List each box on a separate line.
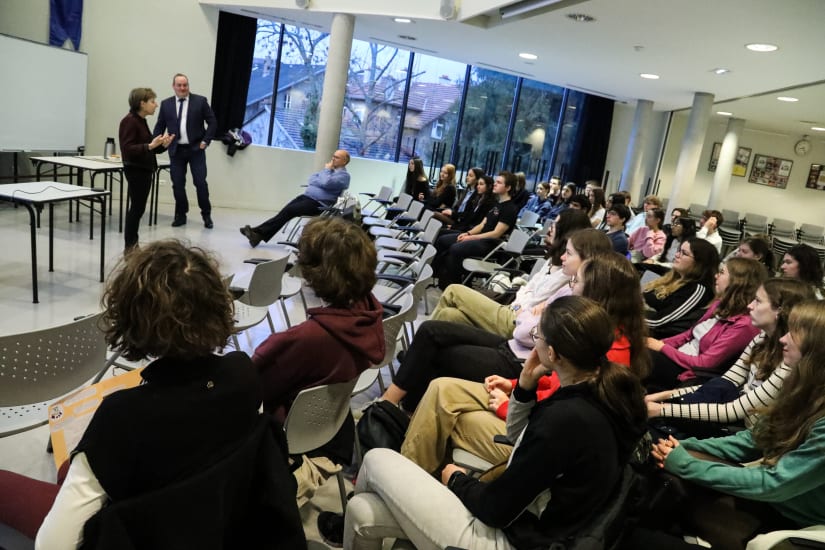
[628, 227, 666, 260]
[661, 300, 760, 382]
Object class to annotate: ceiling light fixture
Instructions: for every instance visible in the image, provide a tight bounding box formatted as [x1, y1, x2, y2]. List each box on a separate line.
[519, 52, 538, 60]
[500, 0, 564, 19]
[394, 17, 412, 23]
[712, 68, 731, 75]
[812, 127, 825, 132]
[640, 73, 660, 80]
[566, 13, 595, 22]
[717, 111, 733, 116]
[777, 96, 799, 102]
[746, 43, 778, 52]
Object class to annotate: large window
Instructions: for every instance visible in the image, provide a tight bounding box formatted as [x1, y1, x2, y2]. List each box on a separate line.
[507, 79, 565, 188]
[339, 39, 410, 160]
[402, 54, 465, 172]
[457, 68, 518, 175]
[239, 17, 611, 183]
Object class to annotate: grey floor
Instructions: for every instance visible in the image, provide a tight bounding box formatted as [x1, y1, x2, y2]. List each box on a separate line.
[0, 198, 433, 547]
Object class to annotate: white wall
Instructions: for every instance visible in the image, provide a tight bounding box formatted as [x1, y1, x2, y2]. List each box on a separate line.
[605, 101, 825, 226]
[0, 0, 406, 212]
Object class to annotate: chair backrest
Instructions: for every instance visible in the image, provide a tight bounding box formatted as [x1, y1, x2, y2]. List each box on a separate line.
[394, 193, 413, 211]
[418, 209, 435, 228]
[284, 378, 359, 455]
[243, 255, 289, 307]
[720, 209, 740, 228]
[799, 223, 825, 244]
[503, 229, 532, 254]
[518, 210, 539, 229]
[770, 218, 797, 238]
[0, 313, 108, 408]
[403, 200, 425, 221]
[375, 292, 415, 369]
[688, 203, 706, 217]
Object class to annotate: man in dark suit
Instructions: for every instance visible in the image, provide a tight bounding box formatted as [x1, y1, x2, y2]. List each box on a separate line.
[154, 73, 217, 228]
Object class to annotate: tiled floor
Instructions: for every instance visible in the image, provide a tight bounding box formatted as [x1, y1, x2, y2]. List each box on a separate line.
[0, 198, 432, 547]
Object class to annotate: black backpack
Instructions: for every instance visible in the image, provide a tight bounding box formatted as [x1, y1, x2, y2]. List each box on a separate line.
[356, 400, 409, 454]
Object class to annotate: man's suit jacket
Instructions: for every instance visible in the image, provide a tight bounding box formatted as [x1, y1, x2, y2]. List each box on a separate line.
[153, 94, 217, 156]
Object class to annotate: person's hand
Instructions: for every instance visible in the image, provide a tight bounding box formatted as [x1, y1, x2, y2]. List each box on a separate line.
[704, 216, 718, 231]
[647, 400, 664, 418]
[457, 232, 473, 242]
[487, 388, 510, 412]
[643, 258, 655, 264]
[417, 192, 425, 201]
[485, 375, 513, 394]
[325, 160, 333, 170]
[149, 134, 165, 150]
[645, 390, 674, 403]
[159, 133, 175, 147]
[442, 208, 453, 216]
[199, 141, 208, 150]
[650, 435, 680, 469]
[519, 348, 549, 391]
[441, 463, 468, 486]
[647, 337, 665, 352]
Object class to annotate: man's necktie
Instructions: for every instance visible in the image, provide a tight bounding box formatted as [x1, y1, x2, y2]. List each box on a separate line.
[177, 98, 185, 126]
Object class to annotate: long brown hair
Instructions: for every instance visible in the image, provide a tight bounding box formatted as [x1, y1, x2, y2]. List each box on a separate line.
[540, 296, 647, 432]
[715, 257, 768, 319]
[753, 301, 825, 465]
[580, 255, 651, 379]
[101, 240, 234, 361]
[748, 279, 815, 380]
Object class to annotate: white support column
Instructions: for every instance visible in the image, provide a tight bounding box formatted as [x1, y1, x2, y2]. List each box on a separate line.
[619, 99, 653, 204]
[667, 92, 714, 218]
[314, 13, 354, 171]
[708, 117, 745, 210]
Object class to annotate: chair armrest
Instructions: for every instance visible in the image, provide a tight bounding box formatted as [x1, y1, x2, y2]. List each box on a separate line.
[493, 434, 514, 446]
[376, 274, 415, 287]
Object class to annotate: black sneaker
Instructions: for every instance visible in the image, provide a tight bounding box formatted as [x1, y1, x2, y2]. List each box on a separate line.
[203, 214, 213, 229]
[171, 215, 187, 227]
[317, 511, 344, 548]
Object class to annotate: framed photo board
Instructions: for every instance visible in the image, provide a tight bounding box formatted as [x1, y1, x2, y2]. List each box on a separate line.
[806, 164, 825, 191]
[748, 154, 793, 189]
[708, 142, 752, 177]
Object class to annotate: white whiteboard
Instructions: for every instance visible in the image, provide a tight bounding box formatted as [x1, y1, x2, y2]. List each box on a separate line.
[0, 34, 87, 151]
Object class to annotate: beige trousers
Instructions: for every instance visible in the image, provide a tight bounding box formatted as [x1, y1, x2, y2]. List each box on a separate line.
[400, 377, 513, 475]
[430, 285, 517, 337]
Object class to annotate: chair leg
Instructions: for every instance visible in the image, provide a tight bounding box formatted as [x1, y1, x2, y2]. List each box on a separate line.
[279, 298, 292, 329]
[265, 310, 275, 333]
[232, 334, 240, 350]
[335, 471, 349, 513]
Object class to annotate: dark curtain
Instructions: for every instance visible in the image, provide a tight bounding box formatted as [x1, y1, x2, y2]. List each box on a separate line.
[564, 95, 614, 185]
[211, 11, 257, 137]
[50, 0, 83, 49]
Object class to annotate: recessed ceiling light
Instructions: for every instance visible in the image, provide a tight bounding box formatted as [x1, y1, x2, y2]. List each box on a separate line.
[812, 127, 825, 132]
[519, 52, 538, 60]
[566, 13, 595, 22]
[746, 43, 778, 52]
[640, 73, 660, 80]
[717, 111, 733, 116]
[712, 68, 731, 75]
[777, 96, 799, 102]
[393, 17, 412, 23]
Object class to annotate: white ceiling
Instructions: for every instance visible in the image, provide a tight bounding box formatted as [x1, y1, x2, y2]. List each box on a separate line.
[207, 0, 825, 137]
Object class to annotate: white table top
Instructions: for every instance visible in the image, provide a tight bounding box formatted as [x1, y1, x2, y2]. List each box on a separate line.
[31, 155, 170, 170]
[0, 181, 110, 203]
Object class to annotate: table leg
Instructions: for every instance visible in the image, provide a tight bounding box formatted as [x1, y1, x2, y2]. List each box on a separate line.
[99, 196, 106, 282]
[89, 196, 94, 240]
[49, 203, 54, 272]
[22, 203, 39, 303]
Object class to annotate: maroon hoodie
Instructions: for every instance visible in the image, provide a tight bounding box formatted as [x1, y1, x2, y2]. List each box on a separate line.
[253, 294, 385, 422]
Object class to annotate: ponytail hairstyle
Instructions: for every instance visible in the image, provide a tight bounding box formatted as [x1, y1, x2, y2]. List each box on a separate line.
[753, 300, 825, 465]
[540, 296, 647, 433]
[748, 279, 815, 380]
[580, 255, 651, 380]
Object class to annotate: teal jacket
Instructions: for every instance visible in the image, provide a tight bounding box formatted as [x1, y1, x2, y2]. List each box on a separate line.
[664, 417, 825, 527]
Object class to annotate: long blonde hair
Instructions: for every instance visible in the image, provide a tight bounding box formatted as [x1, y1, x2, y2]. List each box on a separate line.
[434, 164, 456, 196]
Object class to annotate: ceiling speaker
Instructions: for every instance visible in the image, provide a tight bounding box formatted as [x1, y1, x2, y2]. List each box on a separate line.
[440, 0, 457, 20]
[295, 0, 310, 8]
